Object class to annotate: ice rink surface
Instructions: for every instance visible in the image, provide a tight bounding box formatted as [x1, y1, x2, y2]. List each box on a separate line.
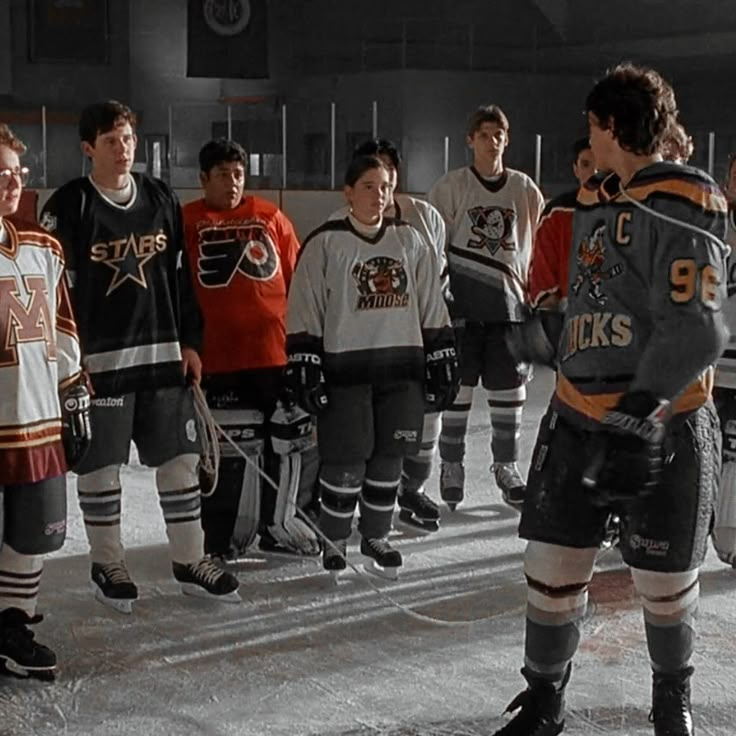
[2, 368, 735, 736]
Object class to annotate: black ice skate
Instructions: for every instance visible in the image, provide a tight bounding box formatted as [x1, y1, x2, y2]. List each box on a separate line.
[0, 608, 56, 681]
[491, 665, 569, 736]
[91, 561, 138, 615]
[322, 538, 348, 582]
[173, 558, 241, 603]
[440, 461, 464, 511]
[492, 462, 526, 512]
[649, 666, 694, 736]
[397, 486, 440, 533]
[360, 537, 402, 580]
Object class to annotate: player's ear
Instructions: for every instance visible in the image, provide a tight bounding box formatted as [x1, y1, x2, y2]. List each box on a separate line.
[199, 170, 208, 188]
[80, 141, 94, 159]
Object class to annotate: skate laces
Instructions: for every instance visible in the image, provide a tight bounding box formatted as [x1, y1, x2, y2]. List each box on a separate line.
[100, 562, 133, 585]
[188, 558, 225, 585]
[364, 537, 392, 555]
[493, 462, 524, 489]
[441, 462, 464, 486]
[649, 668, 694, 728]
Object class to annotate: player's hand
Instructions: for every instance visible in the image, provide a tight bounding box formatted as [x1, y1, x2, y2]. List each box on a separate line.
[181, 346, 202, 385]
[425, 345, 460, 411]
[506, 307, 564, 368]
[582, 391, 670, 506]
[285, 352, 329, 415]
[60, 379, 92, 470]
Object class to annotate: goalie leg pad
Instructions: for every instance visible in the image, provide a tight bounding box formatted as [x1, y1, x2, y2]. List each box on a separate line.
[201, 409, 265, 559]
[713, 459, 736, 567]
[3, 477, 67, 555]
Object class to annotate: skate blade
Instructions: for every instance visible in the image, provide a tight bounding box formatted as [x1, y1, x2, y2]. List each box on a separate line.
[362, 559, 399, 581]
[179, 583, 242, 603]
[396, 512, 439, 535]
[0, 657, 56, 681]
[92, 583, 135, 614]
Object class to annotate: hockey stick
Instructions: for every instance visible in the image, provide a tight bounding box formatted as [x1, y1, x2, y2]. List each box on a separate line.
[195, 391, 519, 628]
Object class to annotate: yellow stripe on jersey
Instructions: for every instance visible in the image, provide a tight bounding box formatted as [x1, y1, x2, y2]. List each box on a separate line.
[554, 367, 714, 424]
[619, 178, 728, 215]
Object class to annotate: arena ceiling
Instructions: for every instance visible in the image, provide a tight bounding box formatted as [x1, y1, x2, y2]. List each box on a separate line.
[274, 0, 736, 80]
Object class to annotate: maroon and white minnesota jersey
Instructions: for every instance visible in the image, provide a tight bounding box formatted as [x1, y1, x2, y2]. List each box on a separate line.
[429, 166, 544, 322]
[0, 218, 82, 484]
[286, 217, 453, 386]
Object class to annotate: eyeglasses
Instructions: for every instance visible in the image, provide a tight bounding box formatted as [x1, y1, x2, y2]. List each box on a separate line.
[0, 166, 30, 188]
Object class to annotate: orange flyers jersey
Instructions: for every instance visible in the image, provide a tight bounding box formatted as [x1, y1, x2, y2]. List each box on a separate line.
[529, 188, 578, 308]
[0, 218, 82, 484]
[182, 196, 301, 374]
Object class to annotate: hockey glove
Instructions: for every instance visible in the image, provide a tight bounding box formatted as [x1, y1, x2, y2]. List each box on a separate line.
[60, 380, 92, 471]
[285, 352, 329, 416]
[425, 345, 461, 412]
[582, 391, 670, 507]
[506, 307, 565, 369]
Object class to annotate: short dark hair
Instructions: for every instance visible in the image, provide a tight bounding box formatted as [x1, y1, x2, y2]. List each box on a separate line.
[198, 138, 247, 174]
[585, 63, 677, 156]
[79, 100, 137, 145]
[466, 105, 510, 138]
[573, 137, 591, 163]
[352, 139, 401, 169]
[344, 155, 384, 187]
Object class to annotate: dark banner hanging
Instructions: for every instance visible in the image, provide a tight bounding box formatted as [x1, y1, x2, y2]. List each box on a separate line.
[187, 0, 269, 79]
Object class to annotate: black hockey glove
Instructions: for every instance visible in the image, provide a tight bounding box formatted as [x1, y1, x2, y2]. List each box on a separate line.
[582, 391, 670, 507]
[60, 380, 92, 471]
[425, 345, 461, 412]
[506, 307, 565, 369]
[285, 352, 329, 416]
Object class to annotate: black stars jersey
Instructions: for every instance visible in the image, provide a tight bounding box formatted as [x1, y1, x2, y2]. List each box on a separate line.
[555, 162, 729, 429]
[40, 174, 203, 396]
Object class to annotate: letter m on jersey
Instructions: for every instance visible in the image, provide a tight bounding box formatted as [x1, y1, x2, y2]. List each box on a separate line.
[0, 275, 56, 366]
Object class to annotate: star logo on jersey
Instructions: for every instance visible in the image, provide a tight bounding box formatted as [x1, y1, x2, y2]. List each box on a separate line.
[466, 205, 516, 255]
[352, 256, 409, 310]
[100, 234, 157, 296]
[571, 222, 623, 305]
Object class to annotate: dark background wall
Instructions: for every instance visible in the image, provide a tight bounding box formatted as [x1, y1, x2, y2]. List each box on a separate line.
[1, 0, 735, 194]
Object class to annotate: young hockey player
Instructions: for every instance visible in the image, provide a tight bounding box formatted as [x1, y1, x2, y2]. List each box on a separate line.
[331, 138, 448, 534]
[528, 138, 595, 310]
[286, 156, 458, 579]
[40, 101, 239, 613]
[712, 152, 736, 566]
[429, 105, 544, 511]
[0, 124, 89, 680]
[491, 64, 728, 736]
[182, 138, 318, 558]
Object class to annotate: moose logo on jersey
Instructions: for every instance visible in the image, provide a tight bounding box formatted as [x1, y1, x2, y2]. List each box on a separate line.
[352, 256, 409, 310]
[571, 223, 623, 305]
[197, 222, 279, 287]
[466, 205, 516, 255]
[90, 231, 168, 296]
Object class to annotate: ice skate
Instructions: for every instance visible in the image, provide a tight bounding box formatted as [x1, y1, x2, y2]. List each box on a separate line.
[439, 461, 464, 511]
[397, 486, 440, 533]
[173, 558, 241, 603]
[360, 537, 402, 580]
[91, 561, 138, 615]
[492, 462, 526, 512]
[491, 665, 569, 736]
[322, 538, 348, 582]
[0, 608, 56, 682]
[649, 666, 694, 736]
